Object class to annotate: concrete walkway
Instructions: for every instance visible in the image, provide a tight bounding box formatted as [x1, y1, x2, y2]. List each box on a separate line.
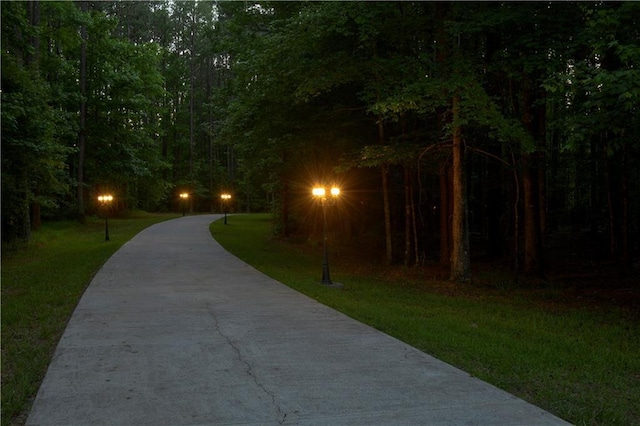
[27, 215, 570, 426]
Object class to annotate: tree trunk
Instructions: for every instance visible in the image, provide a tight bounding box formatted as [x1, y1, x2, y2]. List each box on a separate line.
[537, 89, 548, 241]
[522, 156, 542, 275]
[30, 192, 41, 231]
[28, 0, 42, 230]
[382, 164, 393, 265]
[486, 155, 503, 257]
[14, 169, 32, 243]
[404, 163, 412, 266]
[411, 175, 420, 266]
[621, 177, 629, 264]
[450, 93, 470, 282]
[604, 148, 617, 259]
[77, 0, 88, 223]
[209, 137, 214, 213]
[376, 113, 393, 265]
[589, 136, 599, 237]
[282, 181, 290, 238]
[188, 7, 197, 182]
[522, 80, 543, 275]
[189, 54, 195, 181]
[208, 59, 215, 213]
[439, 163, 451, 267]
[621, 139, 629, 264]
[435, 1, 451, 268]
[27, 1, 40, 65]
[511, 151, 521, 277]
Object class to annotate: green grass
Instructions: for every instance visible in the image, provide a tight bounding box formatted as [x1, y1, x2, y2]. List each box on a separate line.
[1, 212, 179, 426]
[211, 213, 640, 426]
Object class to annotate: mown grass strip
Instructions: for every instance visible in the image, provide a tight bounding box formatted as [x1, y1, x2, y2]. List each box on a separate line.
[1, 212, 179, 426]
[210, 213, 639, 426]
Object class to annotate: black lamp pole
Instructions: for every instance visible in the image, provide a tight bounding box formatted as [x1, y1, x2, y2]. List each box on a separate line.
[320, 201, 332, 285]
[180, 193, 188, 216]
[104, 213, 110, 241]
[313, 186, 340, 287]
[98, 195, 112, 241]
[221, 194, 231, 224]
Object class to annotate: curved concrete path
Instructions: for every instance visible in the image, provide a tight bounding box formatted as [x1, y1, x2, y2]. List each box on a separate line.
[27, 215, 570, 425]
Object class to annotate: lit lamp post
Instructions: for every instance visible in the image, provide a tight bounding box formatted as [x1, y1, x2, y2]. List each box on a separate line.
[179, 192, 189, 216]
[97, 194, 113, 241]
[312, 186, 341, 287]
[220, 193, 231, 224]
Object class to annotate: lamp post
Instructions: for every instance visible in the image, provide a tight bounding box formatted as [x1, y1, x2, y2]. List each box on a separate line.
[97, 194, 113, 241]
[220, 193, 231, 224]
[312, 186, 341, 287]
[179, 193, 189, 216]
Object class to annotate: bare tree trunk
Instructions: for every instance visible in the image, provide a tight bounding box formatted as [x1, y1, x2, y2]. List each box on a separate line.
[435, 1, 451, 269]
[511, 151, 521, 278]
[522, 81, 543, 275]
[411, 175, 420, 266]
[602, 136, 619, 260]
[77, 0, 88, 223]
[376, 114, 393, 265]
[537, 89, 548, 241]
[523, 157, 541, 274]
[30, 191, 41, 231]
[382, 164, 393, 265]
[188, 8, 196, 182]
[282, 181, 290, 238]
[26, 1, 40, 65]
[450, 93, 470, 282]
[621, 139, 629, 264]
[28, 1, 42, 230]
[439, 163, 451, 267]
[589, 136, 599, 237]
[404, 163, 412, 266]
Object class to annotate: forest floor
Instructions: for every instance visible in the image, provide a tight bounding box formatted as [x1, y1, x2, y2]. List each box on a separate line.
[329, 229, 640, 316]
[518, 231, 638, 314]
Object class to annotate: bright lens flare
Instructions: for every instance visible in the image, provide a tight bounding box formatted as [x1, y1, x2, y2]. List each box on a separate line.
[97, 195, 113, 202]
[312, 187, 325, 197]
[313, 187, 340, 198]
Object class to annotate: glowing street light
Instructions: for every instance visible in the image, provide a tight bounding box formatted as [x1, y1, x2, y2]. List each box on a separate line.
[97, 194, 113, 241]
[179, 192, 189, 216]
[221, 193, 231, 224]
[312, 186, 341, 287]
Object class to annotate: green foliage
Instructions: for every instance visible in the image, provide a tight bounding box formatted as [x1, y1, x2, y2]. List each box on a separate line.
[1, 1, 170, 241]
[549, 3, 640, 154]
[1, 2, 75, 241]
[84, 13, 166, 186]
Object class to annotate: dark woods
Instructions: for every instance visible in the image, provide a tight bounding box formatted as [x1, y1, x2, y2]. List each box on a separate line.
[2, 1, 639, 282]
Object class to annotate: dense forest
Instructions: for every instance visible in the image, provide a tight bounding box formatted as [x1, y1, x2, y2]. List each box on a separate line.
[2, 1, 639, 282]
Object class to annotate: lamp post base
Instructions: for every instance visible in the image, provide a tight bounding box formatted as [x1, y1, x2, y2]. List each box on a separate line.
[319, 281, 343, 288]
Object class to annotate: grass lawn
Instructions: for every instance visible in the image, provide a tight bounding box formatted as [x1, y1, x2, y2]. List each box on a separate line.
[1, 212, 179, 426]
[211, 213, 640, 426]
